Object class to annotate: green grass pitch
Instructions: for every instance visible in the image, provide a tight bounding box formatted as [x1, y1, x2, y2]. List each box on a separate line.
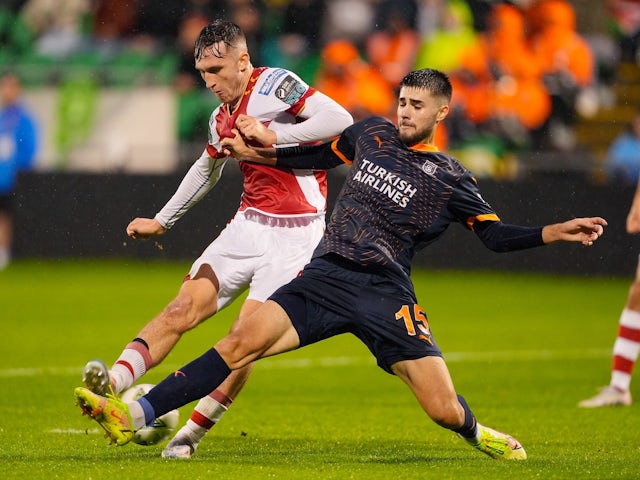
[1, 259, 640, 479]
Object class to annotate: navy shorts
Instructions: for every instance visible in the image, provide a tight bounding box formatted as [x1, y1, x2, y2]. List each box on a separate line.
[269, 255, 442, 374]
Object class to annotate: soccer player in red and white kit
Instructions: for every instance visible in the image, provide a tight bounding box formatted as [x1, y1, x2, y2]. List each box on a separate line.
[579, 177, 640, 408]
[81, 19, 353, 458]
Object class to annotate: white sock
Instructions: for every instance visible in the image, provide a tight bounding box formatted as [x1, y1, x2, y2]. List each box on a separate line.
[611, 308, 640, 392]
[110, 340, 153, 394]
[128, 400, 147, 430]
[177, 390, 232, 444]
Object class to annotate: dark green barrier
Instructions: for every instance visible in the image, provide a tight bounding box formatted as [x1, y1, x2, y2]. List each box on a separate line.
[13, 171, 635, 277]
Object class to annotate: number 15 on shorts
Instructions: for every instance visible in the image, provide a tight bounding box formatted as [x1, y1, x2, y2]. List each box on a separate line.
[396, 304, 433, 345]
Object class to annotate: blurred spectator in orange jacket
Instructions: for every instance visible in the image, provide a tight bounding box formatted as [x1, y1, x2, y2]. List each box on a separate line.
[450, 3, 551, 148]
[365, 0, 420, 92]
[526, 0, 595, 149]
[527, 0, 595, 89]
[314, 39, 396, 122]
[527, 1, 594, 88]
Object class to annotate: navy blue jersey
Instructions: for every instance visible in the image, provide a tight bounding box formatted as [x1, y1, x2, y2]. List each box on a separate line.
[274, 116, 543, 292]
[317, 117, 498, 284]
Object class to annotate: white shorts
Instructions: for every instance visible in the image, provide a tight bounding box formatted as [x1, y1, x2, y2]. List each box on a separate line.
[189, 210, 325, 311]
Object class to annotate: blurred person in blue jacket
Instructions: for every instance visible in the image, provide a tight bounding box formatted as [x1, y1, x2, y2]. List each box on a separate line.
[0, 73, 38, 269]
[606, 110, 640, 185]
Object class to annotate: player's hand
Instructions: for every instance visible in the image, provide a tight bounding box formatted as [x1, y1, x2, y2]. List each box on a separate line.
[221, 129, 276, 165]
[235, 114, 277, 146]
[221, 129, 253, 159]
[126, 218, 166, 240]
[542, 217, 607, 246]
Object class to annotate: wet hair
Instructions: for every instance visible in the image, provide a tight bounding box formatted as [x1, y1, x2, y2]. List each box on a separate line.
[194, 19, 246, 61]
[400, 68, 452, 103]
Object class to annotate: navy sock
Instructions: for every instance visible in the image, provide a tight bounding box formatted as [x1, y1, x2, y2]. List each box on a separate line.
[141, 348, 231, 423]
[452, 394, 478, 439]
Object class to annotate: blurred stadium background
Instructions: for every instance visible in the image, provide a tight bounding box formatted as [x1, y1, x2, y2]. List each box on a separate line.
[1, 0, 638, 275]
[3, 6, 640, 475]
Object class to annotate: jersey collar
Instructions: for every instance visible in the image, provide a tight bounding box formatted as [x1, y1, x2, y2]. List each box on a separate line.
[409, 143, 439, 152]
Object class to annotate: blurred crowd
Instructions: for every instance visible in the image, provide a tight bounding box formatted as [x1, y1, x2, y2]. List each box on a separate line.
[1, 0, 639, 176]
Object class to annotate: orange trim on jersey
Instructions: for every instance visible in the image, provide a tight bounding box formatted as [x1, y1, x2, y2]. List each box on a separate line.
[243, 67, 265, 99]
[466, 213, 500, 231]
[331, 138, 352, 165]
[239, 67, 266, 109]
[213, 67, 268, 151]
[410, 143, 439, 152]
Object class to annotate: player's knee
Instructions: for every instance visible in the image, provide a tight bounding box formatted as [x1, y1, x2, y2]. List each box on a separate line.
[159, 294, 200, 332]
[215, 333, 254, 369]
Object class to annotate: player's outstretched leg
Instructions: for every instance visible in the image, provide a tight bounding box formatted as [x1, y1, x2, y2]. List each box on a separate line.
[74, 387, 134, 446]
[82, 359, 114, 396]
[394, 356, 527, 461]
[459, 423, 527, 460]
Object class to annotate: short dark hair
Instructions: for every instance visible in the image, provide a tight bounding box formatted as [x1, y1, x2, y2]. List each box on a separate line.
[194, 19, 245, 61]
[400, 69, 452, 102]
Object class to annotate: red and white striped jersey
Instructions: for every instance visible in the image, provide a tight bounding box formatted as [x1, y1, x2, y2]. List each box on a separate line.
[155, 67, 352, 229]
[207, 67, 349, 217]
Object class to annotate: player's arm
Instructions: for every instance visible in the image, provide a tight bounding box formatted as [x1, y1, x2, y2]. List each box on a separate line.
[451, 172, 607, 250]
[222, 127, 354, 170]
[274, 91, 353, 144]
[473, 217, 606, 251]
[235, 68, 352, 146]
[234, 94, 353, 146]
[473, 220, 544, 252]
[127, 150, 226, 239]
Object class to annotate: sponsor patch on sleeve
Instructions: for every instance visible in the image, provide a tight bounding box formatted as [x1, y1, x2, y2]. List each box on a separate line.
[274, 75, 307, 105]
[258, 68, 287, 96]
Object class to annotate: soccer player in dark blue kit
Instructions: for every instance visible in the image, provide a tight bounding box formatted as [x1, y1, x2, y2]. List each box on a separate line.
[75, 68, 607, 460]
